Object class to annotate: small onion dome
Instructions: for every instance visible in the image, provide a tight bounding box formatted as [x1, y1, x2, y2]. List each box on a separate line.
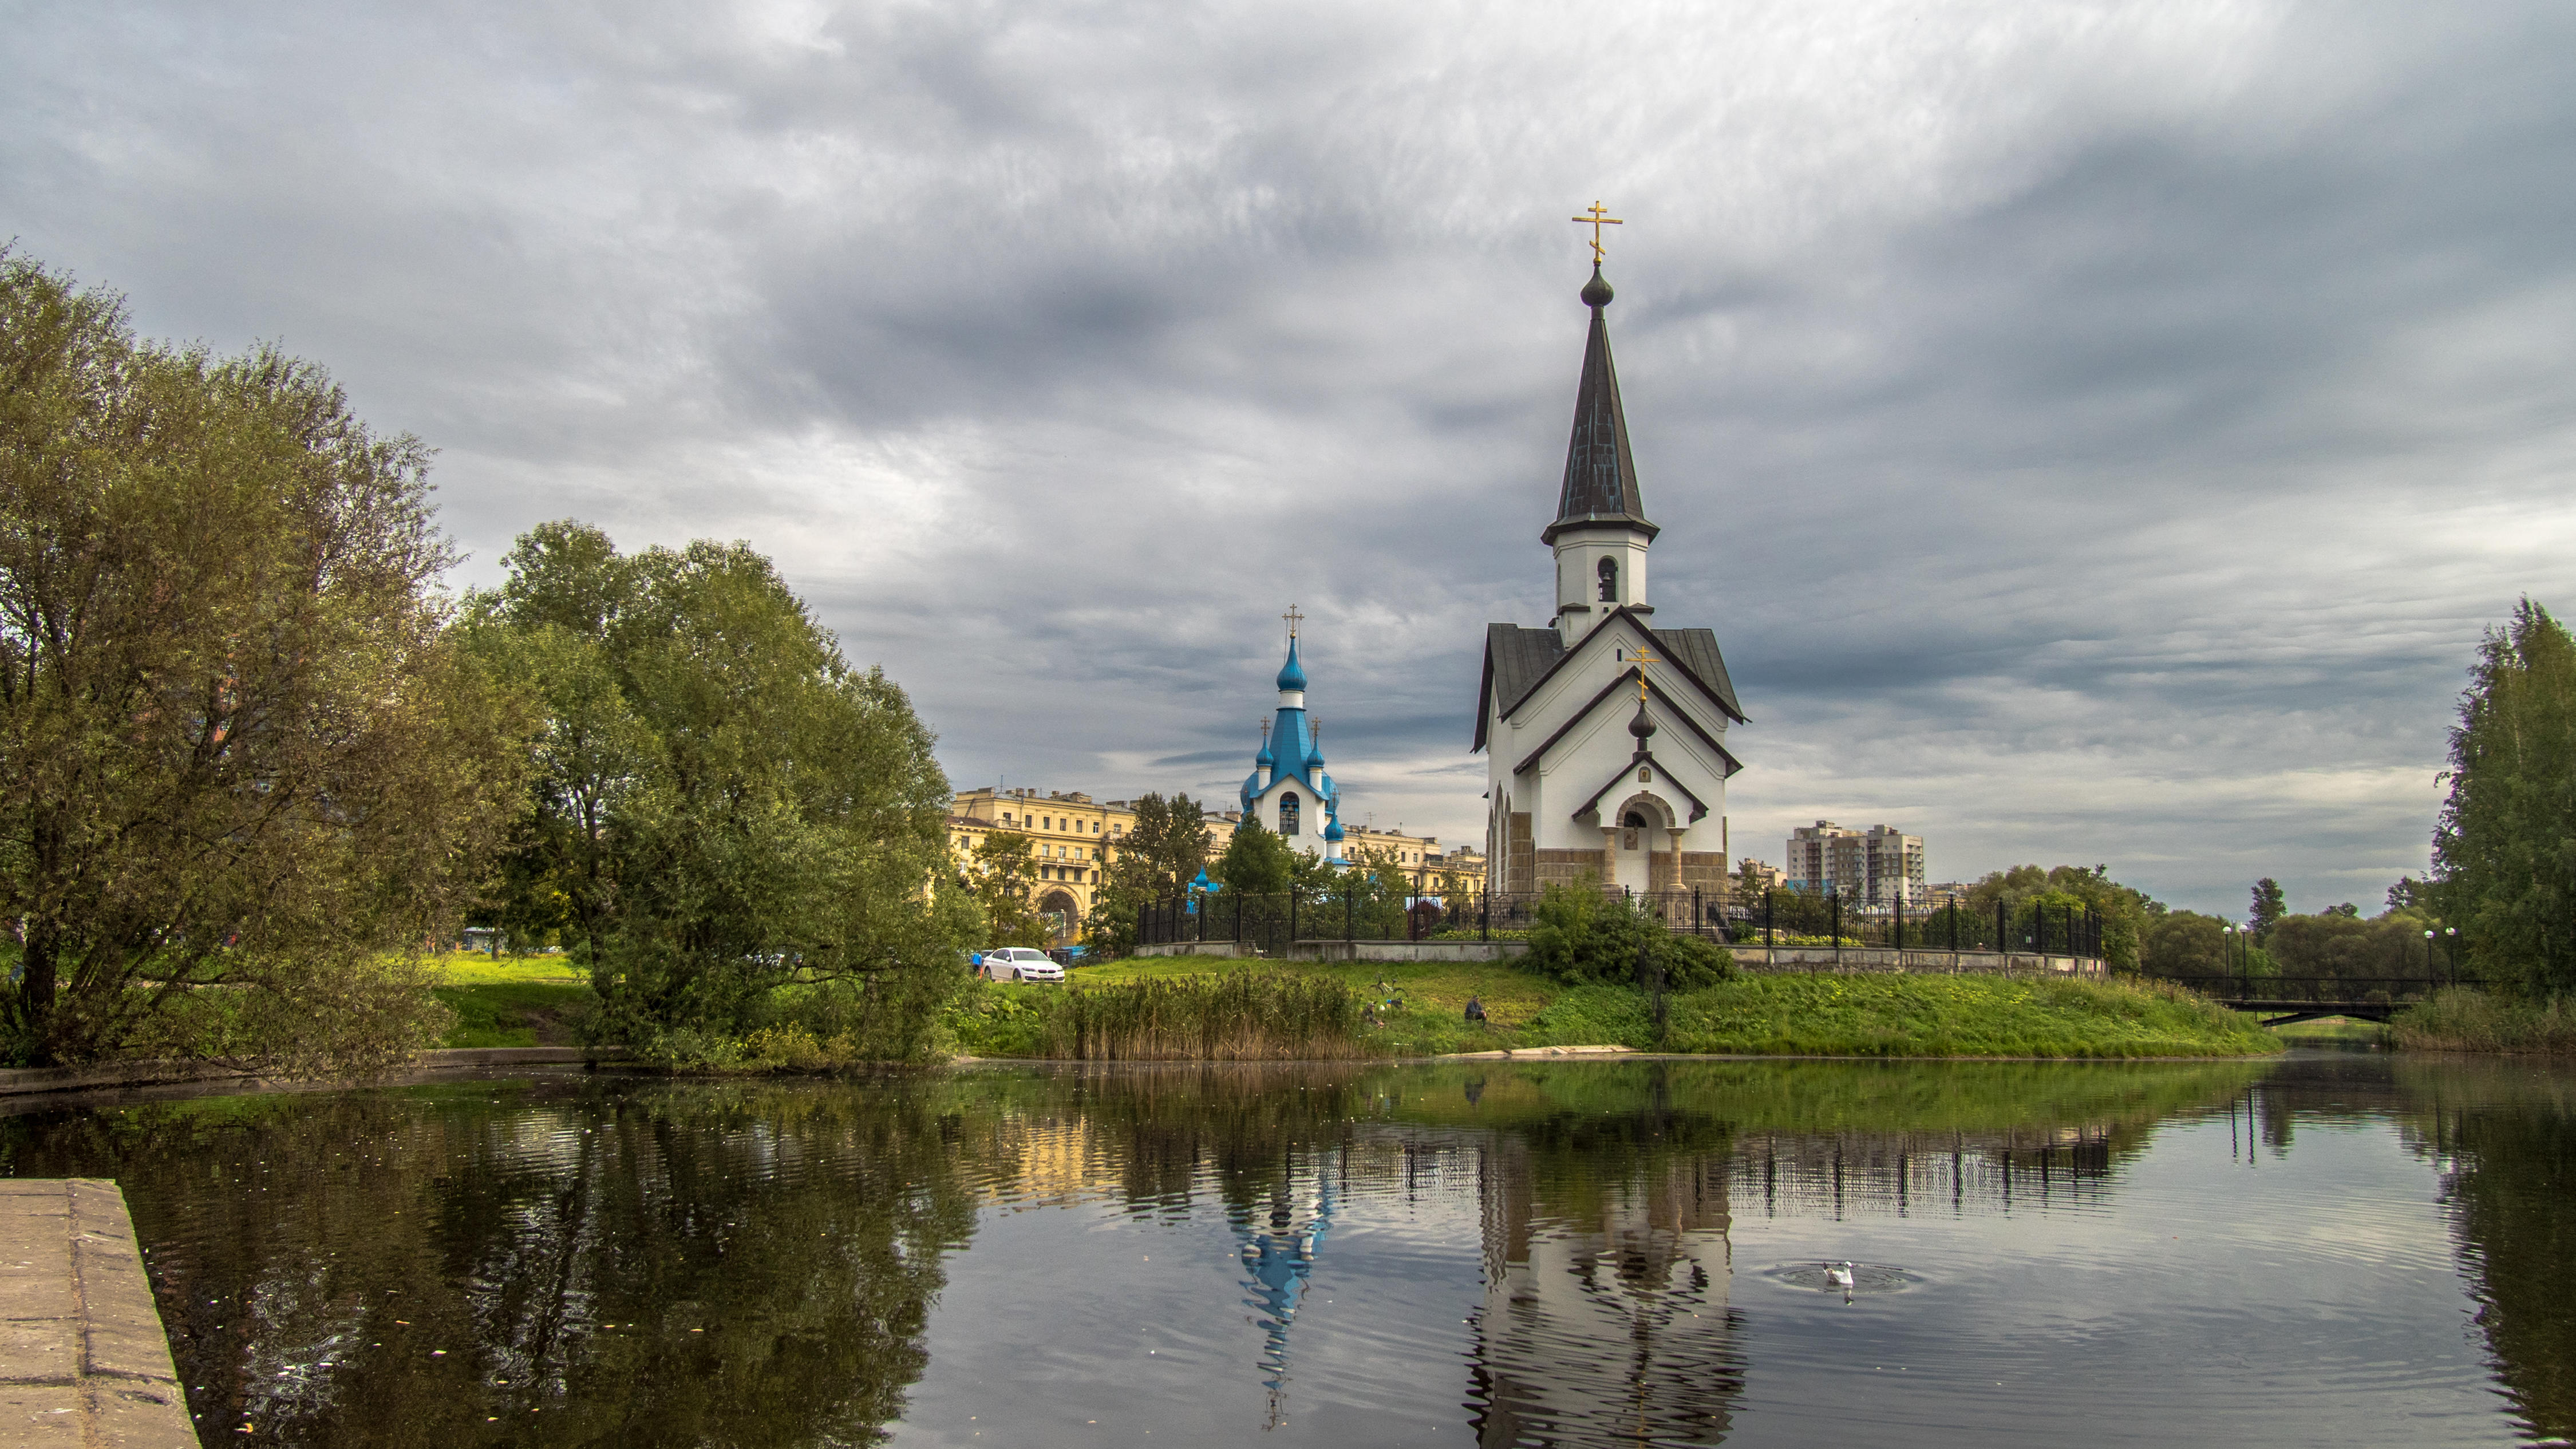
[1581, 266, 1614, 309]
[1323, 819, 1345, 843]
[1305, 740, 1326, 769]
[1256, 736, 1275, 767]
[1629, 696, 1657, 741]
[1276, 638, 1309, 692]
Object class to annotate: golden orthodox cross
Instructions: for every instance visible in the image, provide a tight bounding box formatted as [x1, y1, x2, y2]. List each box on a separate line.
[1628, 643, 1660, 702]
[1571, 201, 1623, 266]
[1282, 603, 1304, 642]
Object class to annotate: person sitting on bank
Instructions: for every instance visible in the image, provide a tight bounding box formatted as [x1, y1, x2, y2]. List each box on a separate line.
[1464, 995, 1487, 1024]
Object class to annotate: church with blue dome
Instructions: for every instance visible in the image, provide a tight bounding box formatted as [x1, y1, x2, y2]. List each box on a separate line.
[1240, 614, 1346, 861]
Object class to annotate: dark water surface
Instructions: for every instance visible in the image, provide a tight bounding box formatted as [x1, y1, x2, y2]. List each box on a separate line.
[3, 1051, 2572, 1446]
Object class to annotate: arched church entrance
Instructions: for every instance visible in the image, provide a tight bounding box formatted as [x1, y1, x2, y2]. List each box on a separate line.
[1609, 796, 1672, 895]
[1038, 890, 1079, 943]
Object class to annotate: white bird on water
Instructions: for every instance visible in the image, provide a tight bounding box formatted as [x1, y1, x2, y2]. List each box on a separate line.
[1826, 1261, 1856, 1289]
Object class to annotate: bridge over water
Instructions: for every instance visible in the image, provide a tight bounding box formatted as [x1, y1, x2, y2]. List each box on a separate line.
[2131, 974, 2450, 1026]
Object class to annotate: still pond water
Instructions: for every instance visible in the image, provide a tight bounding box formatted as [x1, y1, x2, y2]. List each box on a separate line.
[3, 1051, 2571, 1447]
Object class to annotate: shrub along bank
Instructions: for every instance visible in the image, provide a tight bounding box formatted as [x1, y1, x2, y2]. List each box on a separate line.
[2391, 989, 2576, 1054]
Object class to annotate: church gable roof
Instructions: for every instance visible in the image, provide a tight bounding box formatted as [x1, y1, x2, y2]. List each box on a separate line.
[1475, 608, 1745, 752]
[1511, 668, 1744, 781]
[1647, 627, 1744, 724]
[1575, 750, 1710, 824]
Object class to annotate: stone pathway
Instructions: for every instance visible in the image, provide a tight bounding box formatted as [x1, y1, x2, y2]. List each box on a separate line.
[0, 1180, 195, 1447]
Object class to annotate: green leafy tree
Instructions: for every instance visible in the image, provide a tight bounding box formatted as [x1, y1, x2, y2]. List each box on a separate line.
[965, 831, 1048, 948]
[1962, 864, 2154, 969]
[1210, 818, 1295, 896]
[2250, 878, 2287, 941]
[1082, 792, 1209, 954]
[464, 523, 958, 1056]
[2435, 599, 2576, 995]
[0, 251, 526, 1069]
[2142, 910, 2229, 976]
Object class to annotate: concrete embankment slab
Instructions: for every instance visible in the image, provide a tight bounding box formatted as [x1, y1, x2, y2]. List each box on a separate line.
[0, 1179, 195, 1447]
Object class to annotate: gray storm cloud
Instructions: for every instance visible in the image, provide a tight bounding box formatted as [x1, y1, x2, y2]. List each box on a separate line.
[6, 0, 2571, 912]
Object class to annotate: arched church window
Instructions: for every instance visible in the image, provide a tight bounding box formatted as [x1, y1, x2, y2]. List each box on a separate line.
[1597, 556, 1618, 602]
[1279, 792, 1301, 836]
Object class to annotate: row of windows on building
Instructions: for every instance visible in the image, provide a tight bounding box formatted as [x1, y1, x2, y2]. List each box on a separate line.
[995, 810, 1117, 835]
[954, 835, 1103, 862]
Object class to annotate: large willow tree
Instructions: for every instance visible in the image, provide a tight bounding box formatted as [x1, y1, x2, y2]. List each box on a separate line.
[464, 522, 961, 1055]
[2436, 598, 2576, 996]
[0, 252, 524, 1068]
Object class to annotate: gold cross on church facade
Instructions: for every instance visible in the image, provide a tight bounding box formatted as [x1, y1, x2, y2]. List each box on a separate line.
[1628, 643, 1660, 702]
[1571, 200, 1623, 266]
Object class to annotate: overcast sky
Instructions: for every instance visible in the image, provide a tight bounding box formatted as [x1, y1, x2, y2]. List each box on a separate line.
[9, 1, 2572, 916]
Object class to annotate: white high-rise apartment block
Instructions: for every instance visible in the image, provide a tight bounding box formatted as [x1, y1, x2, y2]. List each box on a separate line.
[1783, 822, 1925, 906]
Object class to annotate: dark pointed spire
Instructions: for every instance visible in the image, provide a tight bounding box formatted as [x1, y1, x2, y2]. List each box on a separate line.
[1543, 266, 1658, 546]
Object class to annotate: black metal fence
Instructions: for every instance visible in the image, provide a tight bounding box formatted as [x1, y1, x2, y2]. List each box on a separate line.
[1140, 886, 2104, 959]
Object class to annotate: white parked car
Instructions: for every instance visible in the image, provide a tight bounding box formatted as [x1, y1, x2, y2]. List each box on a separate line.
[982, 947, 1064, 982]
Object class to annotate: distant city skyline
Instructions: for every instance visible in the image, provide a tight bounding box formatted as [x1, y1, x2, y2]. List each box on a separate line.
[9, 4, 2572, 915]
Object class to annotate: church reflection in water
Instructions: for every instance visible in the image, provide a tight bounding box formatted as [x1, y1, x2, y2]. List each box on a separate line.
[1206, 1079, 2132, 1446]
[1465, 1135, 1743, 1447]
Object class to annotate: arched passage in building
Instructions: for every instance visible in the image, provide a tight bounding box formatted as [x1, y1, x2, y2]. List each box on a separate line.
[1607, 793, 1675, 895]
[1038, 889, 1080, 943]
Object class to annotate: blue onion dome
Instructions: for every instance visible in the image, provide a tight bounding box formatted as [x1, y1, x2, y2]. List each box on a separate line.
[1256, 736, 1275, 767]
[1276, 638, 1308, 692]
[1323, 818, 1345, 843]
[1305, 739, 1326, 769]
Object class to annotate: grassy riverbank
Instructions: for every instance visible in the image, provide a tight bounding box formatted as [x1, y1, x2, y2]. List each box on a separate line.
[2392, 988, 2576, 1053]
[425, 953, 593, 1048]
[949, 958, 2279, 1060]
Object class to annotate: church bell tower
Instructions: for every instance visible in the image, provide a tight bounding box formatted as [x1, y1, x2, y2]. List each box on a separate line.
[1547, 250, 1658, 647]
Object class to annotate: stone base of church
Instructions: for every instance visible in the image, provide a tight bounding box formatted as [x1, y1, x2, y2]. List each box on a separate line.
[1677, 851, 1728, 890]
[1533, 848, 1610, 889]
[1503, 813, 1536, 892]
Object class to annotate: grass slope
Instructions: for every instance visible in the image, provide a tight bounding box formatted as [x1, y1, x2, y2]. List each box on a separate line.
[425, 951, 594, 1048]
[958, 958, 2277, 1059]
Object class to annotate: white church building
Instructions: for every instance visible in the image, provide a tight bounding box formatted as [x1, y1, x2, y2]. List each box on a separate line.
[1476, 262, 1745, 896]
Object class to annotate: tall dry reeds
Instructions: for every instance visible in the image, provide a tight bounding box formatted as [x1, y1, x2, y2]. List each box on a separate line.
[2392, 988, 2576, 1053]
[1036, 973, 1374, 1060]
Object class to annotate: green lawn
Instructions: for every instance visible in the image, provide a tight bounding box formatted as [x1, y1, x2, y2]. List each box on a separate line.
[2269, 1016, 2391, 1046]
[425, 951, 594, 1047]
[999, 957, 2279, 1059]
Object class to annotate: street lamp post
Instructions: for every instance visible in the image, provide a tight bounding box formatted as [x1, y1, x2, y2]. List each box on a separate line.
[2222, 922, 2237, 998]
[2443, 926, 2459, 987]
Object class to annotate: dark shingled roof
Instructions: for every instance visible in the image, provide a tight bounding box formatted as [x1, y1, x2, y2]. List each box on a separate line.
[1542, 271, 1657, 547]
[1473, 614, 1746, 752]
[1648, 627, 1744, 724]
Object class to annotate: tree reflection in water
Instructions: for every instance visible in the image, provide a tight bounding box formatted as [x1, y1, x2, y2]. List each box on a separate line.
[0, 1079, 986, 1445]
[2404, 1061, 2576, 1443]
